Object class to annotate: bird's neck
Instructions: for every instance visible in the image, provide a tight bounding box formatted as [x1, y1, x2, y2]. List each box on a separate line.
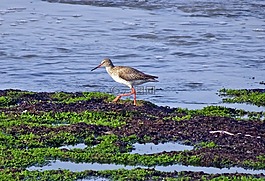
[105, 66, 114, 75]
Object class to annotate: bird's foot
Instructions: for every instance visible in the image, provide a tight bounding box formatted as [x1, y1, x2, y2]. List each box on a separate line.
[133, 100, 137, 106]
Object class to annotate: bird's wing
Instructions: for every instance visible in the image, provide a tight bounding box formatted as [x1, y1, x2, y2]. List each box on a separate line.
[115, 66, 158, 81]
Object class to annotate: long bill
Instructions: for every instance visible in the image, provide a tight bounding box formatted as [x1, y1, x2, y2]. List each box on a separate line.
[91, 64, 102, 71]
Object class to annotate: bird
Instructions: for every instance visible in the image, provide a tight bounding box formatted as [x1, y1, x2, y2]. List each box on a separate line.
[91, 58, 158, 106]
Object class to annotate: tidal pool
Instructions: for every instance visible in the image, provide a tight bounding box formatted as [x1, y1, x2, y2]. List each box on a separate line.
[76, 177, 110, 181]
[59, 143, 87, 150]
[219, 103, 265, 112]
[131, 142, 194, 155]
[27, 161, 148, 172]
[27, 160, 265, 175]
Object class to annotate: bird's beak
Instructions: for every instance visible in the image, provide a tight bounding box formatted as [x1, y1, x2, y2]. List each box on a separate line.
[91, 63, 102, 71]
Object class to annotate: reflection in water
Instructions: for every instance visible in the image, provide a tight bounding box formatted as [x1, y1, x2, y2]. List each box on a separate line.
[59, 143, 87, 150]
[27, 160, 265, 175]
[131, 142, 194, 155]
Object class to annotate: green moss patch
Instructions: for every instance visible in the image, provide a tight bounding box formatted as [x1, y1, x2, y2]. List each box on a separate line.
[219, 88, 265, 107]
[0, 168, 264, 181]
[0, 89, 265, 180]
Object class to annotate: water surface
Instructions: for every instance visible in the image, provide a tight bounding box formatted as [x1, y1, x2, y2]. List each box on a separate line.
[1, 0, 265, 109]
[131, 142, 194, 154]
[28, 160, 265, 175]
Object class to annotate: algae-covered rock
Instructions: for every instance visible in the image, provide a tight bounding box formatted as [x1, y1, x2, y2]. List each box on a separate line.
[0, 89, 264, 180]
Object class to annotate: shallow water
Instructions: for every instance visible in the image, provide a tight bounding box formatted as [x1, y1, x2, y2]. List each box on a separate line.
[58, 142, 194, 153]
[27, 160, 265, 175]
[59, 143, 87, 150]
[1, 0, 265, 109]
[131, 142, 194, 154]
[77, 178, 110, 181]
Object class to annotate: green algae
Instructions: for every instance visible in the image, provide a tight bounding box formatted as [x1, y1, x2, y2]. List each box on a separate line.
[1, 89, 265, 180]
[196, 141, 217, 149]
[0, 168, 264, 181]
[0, 110, 127, 129]
[2, 131, 263, 171]
[219, 88, 265, 107]
[0, 96, 12, 107]
[208, 176, 265, 181]
[0, 90, 35, 107]
[166, 106, 264, 121]
[0, 133, 201, 168]
[0, 131, 202, 169]
[242, 156, 265, 170]
[0, 90, 115, 109]
[51, 91, 116, 103]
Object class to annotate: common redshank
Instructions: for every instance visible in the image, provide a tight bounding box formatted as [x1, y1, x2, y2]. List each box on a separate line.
[91, 58, 158, 106]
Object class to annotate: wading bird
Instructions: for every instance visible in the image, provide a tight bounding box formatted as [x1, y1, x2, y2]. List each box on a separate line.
[91, 58, 158, 106]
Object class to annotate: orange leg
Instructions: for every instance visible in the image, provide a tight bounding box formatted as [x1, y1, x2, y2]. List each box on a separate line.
[113, 87, 137, 106]
[133, 88, 137, 106]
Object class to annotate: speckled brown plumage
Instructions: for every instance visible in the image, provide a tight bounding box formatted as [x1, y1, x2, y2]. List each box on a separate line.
[110, 66, 158, 82]
[91, 58, 158, 106]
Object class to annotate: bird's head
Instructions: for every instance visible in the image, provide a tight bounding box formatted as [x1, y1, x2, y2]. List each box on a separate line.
[91, 58, 114, 71]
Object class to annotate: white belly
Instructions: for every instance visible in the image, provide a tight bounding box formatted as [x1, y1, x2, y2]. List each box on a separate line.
[111, 74, 132, 88]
